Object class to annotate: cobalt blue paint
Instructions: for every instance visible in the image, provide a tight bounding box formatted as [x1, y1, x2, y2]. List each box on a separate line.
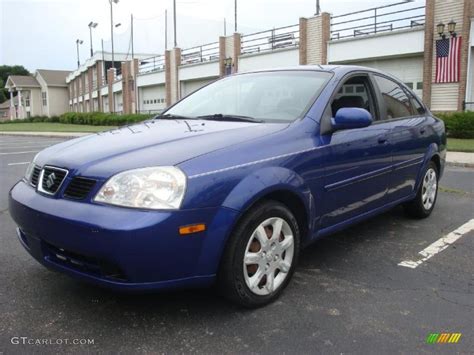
[9, 66, 446, 292]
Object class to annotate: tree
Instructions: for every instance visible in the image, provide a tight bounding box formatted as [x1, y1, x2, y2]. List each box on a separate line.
[0, 65, 30, 104]
[0, 79, 6, 103]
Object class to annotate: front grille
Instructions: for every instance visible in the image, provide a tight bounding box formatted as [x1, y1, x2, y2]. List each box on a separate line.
[38, 167, 68, 195]
[64, 177, 97, 200]
[30, 166, 41, 187]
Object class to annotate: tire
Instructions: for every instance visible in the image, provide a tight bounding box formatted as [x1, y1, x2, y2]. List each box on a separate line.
[403, 161, 439, 219]
[218, 200, 300, 308]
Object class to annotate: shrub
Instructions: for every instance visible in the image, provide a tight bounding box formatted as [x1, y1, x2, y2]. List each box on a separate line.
[58, 112, 154, 126]
[437, 111, 474, 139]
[0, 112, 154, 126]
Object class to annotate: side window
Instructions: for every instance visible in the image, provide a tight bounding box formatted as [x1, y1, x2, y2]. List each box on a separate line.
[331, 76, 374, 117]
[373, 75, 415, 119]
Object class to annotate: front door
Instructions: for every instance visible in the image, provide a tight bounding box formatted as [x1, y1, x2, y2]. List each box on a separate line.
[320, 74, 392, 229]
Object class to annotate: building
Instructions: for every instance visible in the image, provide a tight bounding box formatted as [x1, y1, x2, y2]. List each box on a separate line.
[4, 69, 71, 119]
[65, 52, 160, 114]
[5, 0, 474, 120]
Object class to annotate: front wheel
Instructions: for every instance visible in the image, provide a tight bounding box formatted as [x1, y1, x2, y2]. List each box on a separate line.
[404, 161, 439, 218]
[218, 200, 300, 308]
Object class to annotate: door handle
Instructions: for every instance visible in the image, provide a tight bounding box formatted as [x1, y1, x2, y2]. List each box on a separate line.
[378, 137, 388, 144]
[419, 128, 426, 135]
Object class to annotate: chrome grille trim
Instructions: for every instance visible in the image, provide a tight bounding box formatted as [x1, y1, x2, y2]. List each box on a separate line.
[37, 166, 69, 195]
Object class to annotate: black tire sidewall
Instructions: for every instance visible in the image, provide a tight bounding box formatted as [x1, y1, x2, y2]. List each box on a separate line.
[222, 201, 300, 307]
[415, 161, 439, 217]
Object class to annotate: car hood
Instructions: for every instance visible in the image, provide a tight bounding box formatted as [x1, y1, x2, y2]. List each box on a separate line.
[35, 119, 286, 177]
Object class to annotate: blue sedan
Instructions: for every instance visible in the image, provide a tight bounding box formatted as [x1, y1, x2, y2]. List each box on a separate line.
[9, 66, 446, 307]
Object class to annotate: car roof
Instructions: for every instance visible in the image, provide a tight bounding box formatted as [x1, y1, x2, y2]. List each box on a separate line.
[240, 65, 389, 76]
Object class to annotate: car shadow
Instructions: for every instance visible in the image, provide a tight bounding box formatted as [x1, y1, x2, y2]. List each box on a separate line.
[37, 205, 411, 319]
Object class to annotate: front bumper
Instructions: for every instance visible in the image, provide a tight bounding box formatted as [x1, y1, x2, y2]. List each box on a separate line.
[9, 181, 239, 291]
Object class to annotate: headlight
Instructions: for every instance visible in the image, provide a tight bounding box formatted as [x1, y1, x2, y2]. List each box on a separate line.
[24, 153, 39, 181]
[24, 162, 34, 181]
[94, 166, 187, 210]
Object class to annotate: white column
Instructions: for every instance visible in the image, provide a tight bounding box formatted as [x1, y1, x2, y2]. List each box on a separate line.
[9, 90, 14, 120]
[17, 90, 23, 119]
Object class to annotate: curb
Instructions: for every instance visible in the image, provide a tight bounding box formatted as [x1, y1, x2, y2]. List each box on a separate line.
[446, 161, 474, 168]
[0, 132, 89, 139]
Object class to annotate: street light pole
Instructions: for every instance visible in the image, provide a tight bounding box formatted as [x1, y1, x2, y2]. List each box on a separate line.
[76, 39, 84, 68]
[173, 0, 177, 47]
[109, 0, 119, 71]
[88, 21, 98, 57]
[165, 9, 168, 50]
[234, 0, 237, 32]
[131, 14, 134, 59]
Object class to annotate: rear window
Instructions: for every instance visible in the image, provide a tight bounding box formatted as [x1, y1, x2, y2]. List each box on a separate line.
[373, 75, 416, 119]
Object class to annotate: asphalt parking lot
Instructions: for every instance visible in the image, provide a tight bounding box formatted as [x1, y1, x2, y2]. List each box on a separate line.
[0, 135, 473, 354]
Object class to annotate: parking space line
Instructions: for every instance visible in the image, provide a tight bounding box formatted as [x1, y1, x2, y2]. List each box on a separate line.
[398, 219, 474, 269]
[1, 145, 52, 150]
[8, 162, 30, 166]
[0, 151, 39, 156]
[0, 140, 64, 145]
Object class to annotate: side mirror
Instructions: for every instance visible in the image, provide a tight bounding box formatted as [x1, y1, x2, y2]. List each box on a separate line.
[331, 107, 372, 131]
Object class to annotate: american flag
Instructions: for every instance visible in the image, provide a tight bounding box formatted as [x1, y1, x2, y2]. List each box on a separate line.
[435, 37, 461, 83]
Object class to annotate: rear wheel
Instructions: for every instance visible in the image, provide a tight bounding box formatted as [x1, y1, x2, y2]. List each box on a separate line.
[218, 200, 300, 308]
[404, 161, 439, 218]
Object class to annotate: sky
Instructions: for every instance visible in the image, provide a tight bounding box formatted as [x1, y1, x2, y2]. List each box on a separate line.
[0, 0, 425, 72]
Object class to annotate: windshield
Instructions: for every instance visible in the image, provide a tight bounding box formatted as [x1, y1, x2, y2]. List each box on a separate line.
[164, 70, 332, 122]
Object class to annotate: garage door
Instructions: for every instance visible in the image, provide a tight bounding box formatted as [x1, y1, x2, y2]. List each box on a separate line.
[348, 56, 424, 98]
[180, 78, 217, 98]
[140, 85, 166, 113]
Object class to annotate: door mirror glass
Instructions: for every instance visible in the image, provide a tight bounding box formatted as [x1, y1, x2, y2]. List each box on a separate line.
[331, 107, 372, 131]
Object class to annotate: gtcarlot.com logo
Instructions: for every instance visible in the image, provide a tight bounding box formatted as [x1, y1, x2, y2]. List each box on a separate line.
[426, 333, 462, 344]
[11, 337, 94, 346]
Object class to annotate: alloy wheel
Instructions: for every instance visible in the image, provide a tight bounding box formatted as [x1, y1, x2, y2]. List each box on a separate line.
[242, 217, 295, 296]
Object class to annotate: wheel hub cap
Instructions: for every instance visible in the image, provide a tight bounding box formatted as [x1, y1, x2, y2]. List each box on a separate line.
[243, 217, 295, 296]
[421, 167, 437, 210]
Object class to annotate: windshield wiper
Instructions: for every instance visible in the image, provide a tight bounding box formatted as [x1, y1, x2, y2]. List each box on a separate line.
[156, 113, 197, 120]
[196, 114, 263, 123]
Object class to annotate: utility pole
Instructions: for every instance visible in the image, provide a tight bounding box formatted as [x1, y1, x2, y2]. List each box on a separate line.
[234, 0, 237, 32]
[173, 0, 177, 47]
[224, 18, 226, 36]
[165, 9, 168, 50]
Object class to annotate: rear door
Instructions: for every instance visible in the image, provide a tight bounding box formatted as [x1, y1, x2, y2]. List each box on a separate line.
[372, 75, 428, 203]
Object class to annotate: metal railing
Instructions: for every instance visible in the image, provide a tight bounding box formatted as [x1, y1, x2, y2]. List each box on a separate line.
[138, 55, 165, 74]
[137, 109, 164, 115]
[330, 1, 425, 40]
[181, 41, 220, 65]
[462, 101, 474, 111]
[241, 23, 300, 55]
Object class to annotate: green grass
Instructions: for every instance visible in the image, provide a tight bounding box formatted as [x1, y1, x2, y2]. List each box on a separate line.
[447, 138, 474, 153]
[0, 123, 115, 133]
